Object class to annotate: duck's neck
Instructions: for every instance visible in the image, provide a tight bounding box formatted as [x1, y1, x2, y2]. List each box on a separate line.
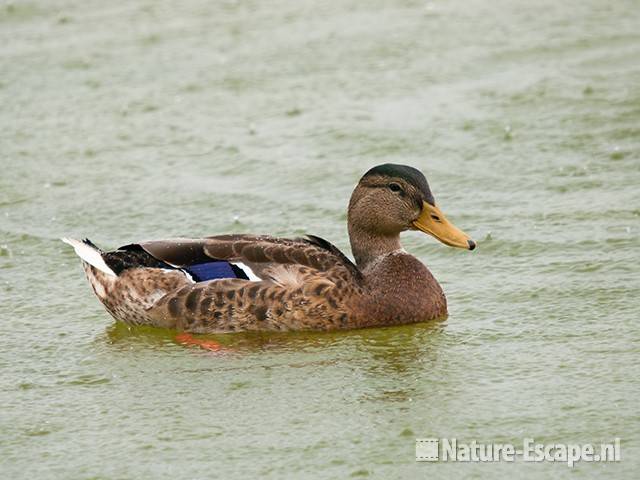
[348, 223, 402, 269]
[348, 225, 448, 325]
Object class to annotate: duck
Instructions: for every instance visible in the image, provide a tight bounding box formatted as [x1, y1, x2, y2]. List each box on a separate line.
[63, 163, 475, 333]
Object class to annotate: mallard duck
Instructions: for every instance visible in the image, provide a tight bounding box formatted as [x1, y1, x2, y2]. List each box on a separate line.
[63, 164, 475, 333]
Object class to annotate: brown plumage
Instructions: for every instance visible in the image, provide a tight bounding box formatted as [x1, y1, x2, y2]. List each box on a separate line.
[64, 164, 475, 333]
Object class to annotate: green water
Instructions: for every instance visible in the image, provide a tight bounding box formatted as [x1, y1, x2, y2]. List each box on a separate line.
[1, 0, 639, 478]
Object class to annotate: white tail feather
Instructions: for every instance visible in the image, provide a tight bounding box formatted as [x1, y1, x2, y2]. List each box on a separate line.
[61, 238, 117, 276]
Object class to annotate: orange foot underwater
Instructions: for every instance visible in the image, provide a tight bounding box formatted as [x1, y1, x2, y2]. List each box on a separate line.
[175, 333, 225, 352]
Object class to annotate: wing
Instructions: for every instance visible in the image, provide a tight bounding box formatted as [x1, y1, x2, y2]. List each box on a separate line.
[136, 234, 362, 284]
[136, 235, 363, 332]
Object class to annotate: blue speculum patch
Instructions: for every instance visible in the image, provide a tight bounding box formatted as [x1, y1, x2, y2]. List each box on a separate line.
[184, 261, 249, 282]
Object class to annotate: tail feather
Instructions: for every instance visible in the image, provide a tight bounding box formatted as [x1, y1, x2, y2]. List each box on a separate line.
[61, 237, 117, 276]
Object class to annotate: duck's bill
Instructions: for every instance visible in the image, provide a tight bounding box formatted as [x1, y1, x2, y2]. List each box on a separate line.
[413, 202, 476, 250]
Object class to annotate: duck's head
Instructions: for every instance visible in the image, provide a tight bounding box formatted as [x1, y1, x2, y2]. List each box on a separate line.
[348, 164, 475, 256]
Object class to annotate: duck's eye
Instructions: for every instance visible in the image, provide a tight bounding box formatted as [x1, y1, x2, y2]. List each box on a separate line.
[388, 183, 403, 193]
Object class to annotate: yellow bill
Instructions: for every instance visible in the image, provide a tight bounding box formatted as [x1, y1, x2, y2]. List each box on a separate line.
[413, 202, 476, 250]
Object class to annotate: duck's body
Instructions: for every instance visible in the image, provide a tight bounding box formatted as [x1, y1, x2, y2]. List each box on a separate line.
[65, 164, 474, 333]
